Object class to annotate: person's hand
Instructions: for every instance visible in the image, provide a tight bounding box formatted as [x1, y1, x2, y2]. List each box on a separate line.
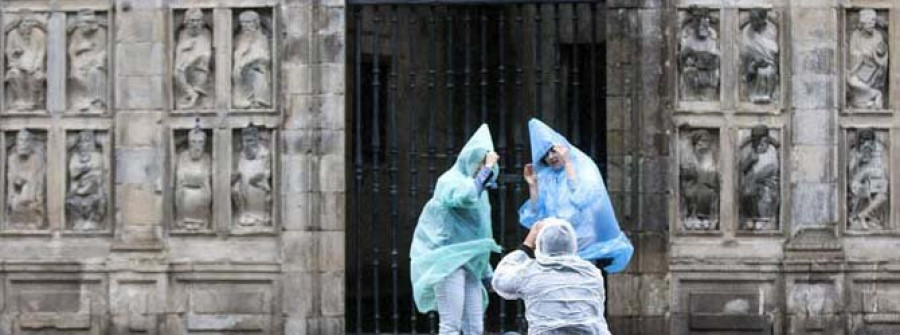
[523, 164, 536, 186]
[484, 151, 500, 168]
[553, 145, 570, 164]
[523, 220, 546, 248]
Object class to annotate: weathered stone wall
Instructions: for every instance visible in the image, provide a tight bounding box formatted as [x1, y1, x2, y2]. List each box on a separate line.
[0, 0, 344, 333]
[607, 0, 900, 334]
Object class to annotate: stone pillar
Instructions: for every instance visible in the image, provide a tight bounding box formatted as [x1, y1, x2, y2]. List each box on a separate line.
[605, 1, 670, 333]
[280, 0, 346, 333]
[112, 0, 167, 250]
[789, 5, 838, 236]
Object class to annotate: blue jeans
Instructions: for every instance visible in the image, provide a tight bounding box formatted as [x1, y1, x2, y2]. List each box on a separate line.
[435, 268, 483, 334]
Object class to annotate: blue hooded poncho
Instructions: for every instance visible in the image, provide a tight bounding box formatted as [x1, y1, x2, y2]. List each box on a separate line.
[410, 124, 502, 313]
[519, 119, 633, 273]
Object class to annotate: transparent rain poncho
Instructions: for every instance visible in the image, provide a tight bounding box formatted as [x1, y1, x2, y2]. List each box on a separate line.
[519, 119, 633, 273]
[492, 219, 612, 335]
[410, 124, 502, 313]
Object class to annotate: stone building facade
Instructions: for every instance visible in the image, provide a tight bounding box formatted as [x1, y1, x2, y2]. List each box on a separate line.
[4, 0, 900, 333]
[605, 0, 900, 334]
[0, 0, 344, 333]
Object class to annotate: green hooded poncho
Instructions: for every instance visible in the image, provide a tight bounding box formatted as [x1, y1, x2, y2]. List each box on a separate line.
[409, 124, 502, 313]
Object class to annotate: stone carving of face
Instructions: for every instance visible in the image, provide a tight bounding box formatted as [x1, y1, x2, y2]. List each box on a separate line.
[750, 9, 768, 31]
[242, 128, 260, 159]
[860, 10, 876, 35]
[18, 17, 38, 37]
[76, 12, 99, 35]
[693, 132, 712, 154]
[754, 138, 769, 154]
[695, 16, 711, 40]
[77, 131, 96, 162]
[185, 10, 205, 36]
[239, 11, 260, 33]
[188, 130, 206, 160]
[858, 131, 876, 164]
[750, 128, 770, 154]
[14, 129, 33, 157]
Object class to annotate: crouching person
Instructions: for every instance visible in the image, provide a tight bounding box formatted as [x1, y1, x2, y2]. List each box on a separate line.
[492, 218, 612, 335]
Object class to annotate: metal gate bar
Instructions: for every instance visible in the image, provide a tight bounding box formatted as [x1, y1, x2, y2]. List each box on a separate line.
[348, 2, 606, 333]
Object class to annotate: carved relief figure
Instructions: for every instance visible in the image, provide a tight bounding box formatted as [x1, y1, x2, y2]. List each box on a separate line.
[739, 126, 780, 230]
[740, 9, 779, 104]
[848, 129, 888, 230]
[847, 9, 888, 109]
[233, 10, 272, 109]
[679, 7, 720, 102]
[175, 123, 212, 230]
[680, 129, 719, 230]
[6, 129, 46, 229]
[4, 12, 46, 111]
[232, 124, 272, 227]
[66, 130, 107, 230]
[67, 10, 108, 112]
[174, 8, 213, 109]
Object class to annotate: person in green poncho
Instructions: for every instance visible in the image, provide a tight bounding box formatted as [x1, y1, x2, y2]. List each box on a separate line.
[410, 124, 502, 335]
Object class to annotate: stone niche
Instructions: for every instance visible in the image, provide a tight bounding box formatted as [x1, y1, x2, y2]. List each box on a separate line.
[171, 124, 214, 233]
[231, 124, 275, 232]
[678, 126, 720, 232]
[65, 129, 111, 232]
[678, 7, 721, 104]
[3, 11, 49, 113]
[173, 275, 278, 333]
[844, 8, 889, 110]
[738, 8, 779, 106]
[673, 275, 779, 335]
[846, 128, 890, 232]
[850, 276, 900, 333]
[172, 8, 214, 110]
[736, 126, 781, 231]
[8, 275, 108, 334]
[66, 9, 109, 113]
[3, 128, 48, 231]
[231, 8, 275, 111]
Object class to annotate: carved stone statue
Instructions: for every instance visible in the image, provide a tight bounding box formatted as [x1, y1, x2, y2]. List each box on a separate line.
[739, 126, 780, 230]
[66, 130, 107, 230]
[67, 10, 107, 112]
[175, 123, 212, 230]
[679, 7, 720, 102]
[680, 129, 719, 230]
[232, 124, 272, 227]
[4, 12, 46, 111]
[848, 129, 888, 230]
[6, 129, 46, 229]
[232, 10, 272, 109]
[740, 9, 778, 104]
[847, 9, 888, 109]
[174, 8, 213, 109]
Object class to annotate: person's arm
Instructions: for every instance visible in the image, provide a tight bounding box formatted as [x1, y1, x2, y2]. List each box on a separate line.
[474, 152, 499, 194]
[493, 221, 544, 300]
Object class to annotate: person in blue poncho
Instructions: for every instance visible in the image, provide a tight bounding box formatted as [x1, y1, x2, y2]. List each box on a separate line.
[519, 118, 633, 273]
[410, 124, 502, 335]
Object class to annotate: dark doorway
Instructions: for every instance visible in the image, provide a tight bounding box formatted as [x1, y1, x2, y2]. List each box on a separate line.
[347, 1, 607, 333]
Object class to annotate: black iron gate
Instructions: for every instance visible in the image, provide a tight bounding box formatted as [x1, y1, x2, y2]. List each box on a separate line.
[347, 1, 607, 333]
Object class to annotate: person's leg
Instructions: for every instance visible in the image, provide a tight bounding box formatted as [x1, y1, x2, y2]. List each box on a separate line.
[435, 268, 466, 335]
[460, 269, 484, 334]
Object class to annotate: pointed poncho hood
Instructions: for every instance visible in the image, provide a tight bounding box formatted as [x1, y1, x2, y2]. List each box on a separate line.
[410, 124, 501, 313]
[519, 118, 633, 273]
[454, 124, 500, 183]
